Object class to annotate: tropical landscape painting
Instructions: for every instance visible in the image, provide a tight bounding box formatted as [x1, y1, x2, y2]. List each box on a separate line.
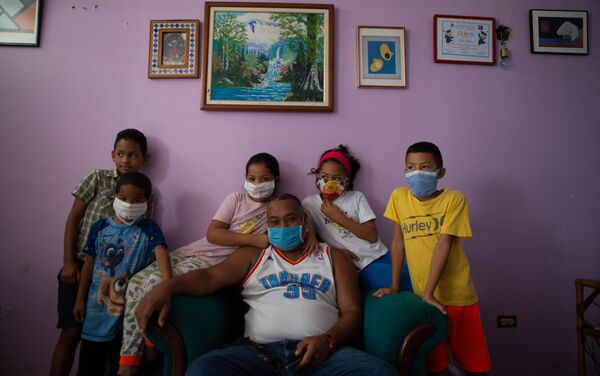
[202, 4, 333, 111]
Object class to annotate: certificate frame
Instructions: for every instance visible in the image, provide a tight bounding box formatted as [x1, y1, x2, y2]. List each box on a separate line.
[357, 26, 407, 88]
[434, 14, 496, 65]
[529, 9, 588, 55]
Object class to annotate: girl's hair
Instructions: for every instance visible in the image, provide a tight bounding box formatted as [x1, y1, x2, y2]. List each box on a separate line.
[246, 152, 280, 178]
[310, 144, 361, 189]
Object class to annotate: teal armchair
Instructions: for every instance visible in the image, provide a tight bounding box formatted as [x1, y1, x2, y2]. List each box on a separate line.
[146, 288, 447, 375]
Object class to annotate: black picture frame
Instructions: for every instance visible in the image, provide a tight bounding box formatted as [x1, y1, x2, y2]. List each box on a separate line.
[0, 0, 42, 47]
[529, 9, 588, 55]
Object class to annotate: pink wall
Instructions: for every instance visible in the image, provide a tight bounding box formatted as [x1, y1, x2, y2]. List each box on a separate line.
[1, 1, 599, 374]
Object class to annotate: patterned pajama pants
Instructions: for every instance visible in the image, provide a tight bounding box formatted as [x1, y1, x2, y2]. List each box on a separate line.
[119, 251, 211, 366]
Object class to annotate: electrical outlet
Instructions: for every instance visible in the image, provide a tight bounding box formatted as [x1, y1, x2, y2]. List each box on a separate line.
[497, 315, 517, 328]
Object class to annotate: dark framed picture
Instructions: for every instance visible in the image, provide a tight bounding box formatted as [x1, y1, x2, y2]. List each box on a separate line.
[201, 2, 334, 112]
[0, 0, 42, 46]
[357, 26, 406, 88]
[148, 19, 200, 78]
[529, 9, 588, 55]
[434, 15, 496, 65]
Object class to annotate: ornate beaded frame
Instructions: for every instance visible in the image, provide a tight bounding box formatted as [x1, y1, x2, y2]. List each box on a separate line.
[148, 20, 200, 78]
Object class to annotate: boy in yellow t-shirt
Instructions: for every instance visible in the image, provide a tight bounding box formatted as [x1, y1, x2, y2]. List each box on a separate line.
[374, 142, 491, 375]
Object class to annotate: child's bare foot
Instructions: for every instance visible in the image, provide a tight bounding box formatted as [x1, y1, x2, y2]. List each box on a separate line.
[117, 365, 138, 376]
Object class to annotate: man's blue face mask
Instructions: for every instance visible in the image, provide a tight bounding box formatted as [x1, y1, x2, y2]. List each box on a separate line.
[405, 169, 439, 198]
[268, 225, 303, 251]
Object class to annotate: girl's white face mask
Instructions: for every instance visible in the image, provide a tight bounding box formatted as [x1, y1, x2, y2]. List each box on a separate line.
[113, 197, 147, 225]
[244, 180, 275, 199]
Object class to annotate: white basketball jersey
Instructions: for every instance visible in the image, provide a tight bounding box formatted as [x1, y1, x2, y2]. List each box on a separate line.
[242, 244, 339, 344]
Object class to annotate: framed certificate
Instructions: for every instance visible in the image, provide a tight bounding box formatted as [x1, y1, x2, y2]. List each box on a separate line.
[434, 15, 496, 65]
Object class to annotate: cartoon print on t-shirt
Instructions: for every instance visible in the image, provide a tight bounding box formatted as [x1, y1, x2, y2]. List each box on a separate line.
[96, 271, 129, 316]
[238, 213, 265, 234]
[100, 240, 128, 276]
[323, 211, 354, 239]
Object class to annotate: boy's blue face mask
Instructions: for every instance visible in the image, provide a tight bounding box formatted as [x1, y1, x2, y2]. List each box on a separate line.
[405, 170, 439, 198]
[268, 225, 304, 251]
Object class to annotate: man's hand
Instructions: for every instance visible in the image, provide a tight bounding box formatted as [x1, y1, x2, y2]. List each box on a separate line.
[372, 286, 399, 298]
[295, 335, 330, 368]
[135, 282, 172, 334]
[72, 299, 86, 322]
[320, 200, 345, 224]
[423, 294, 447, 314]
[60, 261, 80, 283]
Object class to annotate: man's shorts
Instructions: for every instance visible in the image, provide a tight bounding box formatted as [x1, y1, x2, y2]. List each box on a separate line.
[426, 302, 492, 373]
[56, 262, 83, 329]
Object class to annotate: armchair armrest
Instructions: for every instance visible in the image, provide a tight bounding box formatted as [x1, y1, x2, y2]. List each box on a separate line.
[145, 288, 246, 376]
[398, 323, 435, 374]
[147, 318, 186, 376]
[363, 291, 448, 376]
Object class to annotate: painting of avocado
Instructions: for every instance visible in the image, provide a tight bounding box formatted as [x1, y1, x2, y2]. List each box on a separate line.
[357, 26, 406, 88]
[202, 3, 334, 111]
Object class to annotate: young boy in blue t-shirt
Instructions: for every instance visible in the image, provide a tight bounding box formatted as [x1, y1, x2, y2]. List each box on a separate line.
[51, 129, 152, 376]
[73, 172, 172, 376]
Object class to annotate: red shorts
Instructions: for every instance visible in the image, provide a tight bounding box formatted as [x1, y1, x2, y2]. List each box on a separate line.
[426, 302, 492, 373]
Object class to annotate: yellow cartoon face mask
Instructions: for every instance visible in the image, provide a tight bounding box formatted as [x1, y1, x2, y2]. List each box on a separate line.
[317, 178, 346, 201]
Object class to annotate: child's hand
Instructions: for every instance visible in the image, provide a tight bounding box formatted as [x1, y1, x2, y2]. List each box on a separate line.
[373, 286, 399, 298]
[320, 200, 345, 223]
[423, 294, 447, 314]
[60, 261, 80, 284]
[73, 299, 86, 322]
[303, 231, 322, 255]
[253, 233, 270, 249]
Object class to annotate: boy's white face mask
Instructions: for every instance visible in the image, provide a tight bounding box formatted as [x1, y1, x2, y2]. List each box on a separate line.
[113, 197, 147, 225]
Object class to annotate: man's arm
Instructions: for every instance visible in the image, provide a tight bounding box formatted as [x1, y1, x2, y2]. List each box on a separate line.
[135, 246, 260, 333]
[296, 248, 362, 368]
[373, 222, 405, 297]
[62, 197, 87, 283]
[422, 233, 454, 313]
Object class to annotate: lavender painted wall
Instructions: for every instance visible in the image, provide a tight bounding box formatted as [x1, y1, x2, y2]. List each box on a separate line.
[1, 0, 598, 374]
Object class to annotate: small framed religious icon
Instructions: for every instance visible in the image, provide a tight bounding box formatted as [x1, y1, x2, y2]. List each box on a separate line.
[148, 19, 200, 78]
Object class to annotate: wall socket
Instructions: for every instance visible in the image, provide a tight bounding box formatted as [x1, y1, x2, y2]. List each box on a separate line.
[497, 315, 517, 328]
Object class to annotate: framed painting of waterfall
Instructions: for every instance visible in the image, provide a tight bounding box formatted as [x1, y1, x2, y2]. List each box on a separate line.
[357, 26, 407, 88]
[529, 10, 588, 55]
[201, 2, 334, 111]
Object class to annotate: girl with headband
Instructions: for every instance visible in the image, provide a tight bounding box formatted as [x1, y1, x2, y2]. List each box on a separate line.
[302, 145, 412, 290]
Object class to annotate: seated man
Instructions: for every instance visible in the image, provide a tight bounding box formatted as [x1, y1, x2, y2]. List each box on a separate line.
[136, 193, 398, 375]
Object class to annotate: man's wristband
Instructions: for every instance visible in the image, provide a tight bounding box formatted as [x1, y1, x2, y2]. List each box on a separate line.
[323, 334, 336, 353]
